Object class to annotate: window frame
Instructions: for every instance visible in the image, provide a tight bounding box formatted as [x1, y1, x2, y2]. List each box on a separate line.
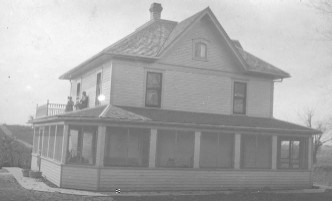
[277, 137, 308, 170]
[233, 81, 247, 115]
[145, 71, 163, 108]
[192, 39, 208, 61]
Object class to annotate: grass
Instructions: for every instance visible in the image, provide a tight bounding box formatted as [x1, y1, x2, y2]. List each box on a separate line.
[313, 165, 332, 186]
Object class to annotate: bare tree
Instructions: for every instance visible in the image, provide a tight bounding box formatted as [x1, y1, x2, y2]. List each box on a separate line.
[299, 108, 332, 164]
[309, 0, 332, 39]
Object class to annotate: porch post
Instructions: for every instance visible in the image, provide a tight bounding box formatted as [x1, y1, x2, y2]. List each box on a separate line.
[234, 133, 241, 169]
[47, 126, 51, 157]
[193, 131, 201, 168]
[32, 127, 36, 153]
[308, 136, 313, 170]
[61, 124, 69, 164]
[272, 135, 278, 169]
[149, 129, 157, 168]
[96, 126, 106, 167]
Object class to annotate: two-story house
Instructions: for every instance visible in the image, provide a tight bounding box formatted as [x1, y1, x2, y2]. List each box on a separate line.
[31, 3, 320, 191]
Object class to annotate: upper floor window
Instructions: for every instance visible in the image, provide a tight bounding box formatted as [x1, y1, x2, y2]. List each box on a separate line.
[278, 137, 308, 169]
[145, 72, 162, 108]
[233, 82, 247, 115]
[95, 72, 102, 106]
[193, 41, 207, 60]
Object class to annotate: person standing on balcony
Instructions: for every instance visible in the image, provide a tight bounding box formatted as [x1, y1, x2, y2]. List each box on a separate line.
[65, 96, 74, 112]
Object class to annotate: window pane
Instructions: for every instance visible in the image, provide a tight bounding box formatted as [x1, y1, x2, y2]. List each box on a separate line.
[291, 141, 300, 168]
[200, 44, 206, 58]
[233, 98, 244, 114]
[128, 128, 150, 167]
[146, 89, 160, 106]
[54, 125, 63, 162]
[33, 128, 39, 153]
[67, 129, 79, 163]
[48, 126, 56, 158]
[147, 72, 161, 88]
[42, 126, 49, 157]
[81, 131, 94, 165]
[234, 82, 246, 98]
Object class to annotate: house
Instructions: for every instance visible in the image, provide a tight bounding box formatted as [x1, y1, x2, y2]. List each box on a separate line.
[31, 3, 321, 191]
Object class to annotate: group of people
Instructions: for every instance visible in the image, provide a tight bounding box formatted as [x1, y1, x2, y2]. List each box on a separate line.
[65, 91, 89, 112]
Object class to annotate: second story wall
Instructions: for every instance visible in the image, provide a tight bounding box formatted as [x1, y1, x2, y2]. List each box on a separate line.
[111, 60, 274, 118]
[70, 61, 112, 108]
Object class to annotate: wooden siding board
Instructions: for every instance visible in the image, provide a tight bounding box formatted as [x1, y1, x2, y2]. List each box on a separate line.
[40, 158, 61, 186]
[98, 169, 311, 191]
[61, 166, 99, 190]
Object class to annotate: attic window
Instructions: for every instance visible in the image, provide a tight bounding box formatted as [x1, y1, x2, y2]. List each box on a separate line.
[193, 40, 207, 61]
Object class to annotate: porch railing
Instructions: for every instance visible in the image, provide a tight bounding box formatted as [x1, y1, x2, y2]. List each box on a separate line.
[35, 100, 66, 118]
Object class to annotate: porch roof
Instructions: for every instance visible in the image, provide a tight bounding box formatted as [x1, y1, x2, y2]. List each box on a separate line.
[33, 105, 320, 135]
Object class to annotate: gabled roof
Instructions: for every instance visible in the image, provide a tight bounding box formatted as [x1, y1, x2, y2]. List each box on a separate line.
[33, 105, 320, 135]
[60, 6, 290, 80]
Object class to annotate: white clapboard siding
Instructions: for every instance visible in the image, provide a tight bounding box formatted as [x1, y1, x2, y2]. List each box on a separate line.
[40, 158, 61, 186]
[98, 169, 311, 191]
[61, 166, 98, 190]
[30, 155, 38, 171]
[160, 16, 241, 73]
[112, 61, 273, 117]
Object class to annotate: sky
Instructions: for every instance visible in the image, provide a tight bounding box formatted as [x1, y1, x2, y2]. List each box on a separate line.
[0, 0, 331, 127]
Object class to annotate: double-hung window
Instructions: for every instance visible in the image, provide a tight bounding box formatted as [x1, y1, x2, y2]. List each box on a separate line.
[194, 42, 207, 60]
[233, 82, 247, 114]
[145, 72, 162, 108]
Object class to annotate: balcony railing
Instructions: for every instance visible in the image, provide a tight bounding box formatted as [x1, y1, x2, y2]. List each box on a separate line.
[35, 100, 66, 118]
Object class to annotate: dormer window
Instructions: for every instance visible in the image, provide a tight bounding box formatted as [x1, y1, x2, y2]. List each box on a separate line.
[193, 41, 207, 60]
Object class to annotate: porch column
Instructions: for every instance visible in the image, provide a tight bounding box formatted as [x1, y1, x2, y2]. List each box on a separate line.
[193, 131, 201, 168]
[234, 133, 241, 169]
[149, 129, 157, 168]
[32, 127, 36, 153]
[96, 126, 106, 167]
[308, 136, 313, 170]
[61, 124, 69, 164]
[47, 126, 51, 157]
[271, 135, 278, 169]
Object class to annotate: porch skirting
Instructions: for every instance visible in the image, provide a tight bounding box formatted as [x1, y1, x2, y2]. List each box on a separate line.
[35, 156, 312, 191]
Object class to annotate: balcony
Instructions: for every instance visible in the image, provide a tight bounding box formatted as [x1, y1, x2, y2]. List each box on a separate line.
[35, 100, 66, 118]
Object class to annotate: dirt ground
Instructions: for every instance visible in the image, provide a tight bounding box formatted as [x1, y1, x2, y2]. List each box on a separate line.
[1, 170, 332, 201]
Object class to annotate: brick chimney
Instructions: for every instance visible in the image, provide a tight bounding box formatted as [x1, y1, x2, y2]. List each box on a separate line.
[149, 3, 163, 20]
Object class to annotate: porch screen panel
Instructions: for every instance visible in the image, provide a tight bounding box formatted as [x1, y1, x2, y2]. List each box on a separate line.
[156, 130, 176, 167]
[242, 135, 271, 169]
[218, 133, 234, 168]
[54, 125, 63, 162]
[81, 129, 96, 165]
[48, 126, 56, 158]
[200, 132, 218, 168]
[38, 129, 43, 154]
[156, 130, 194, 168]
[67, 128, 79, 163]
[42, 126, 49, 157]
[104, 127, 150, 167]
[33, 127, 39, 153]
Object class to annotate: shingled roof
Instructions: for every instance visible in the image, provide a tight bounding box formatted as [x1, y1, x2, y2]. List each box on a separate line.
[60, 6, 290, 80]
[33, 105, 320, 135]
